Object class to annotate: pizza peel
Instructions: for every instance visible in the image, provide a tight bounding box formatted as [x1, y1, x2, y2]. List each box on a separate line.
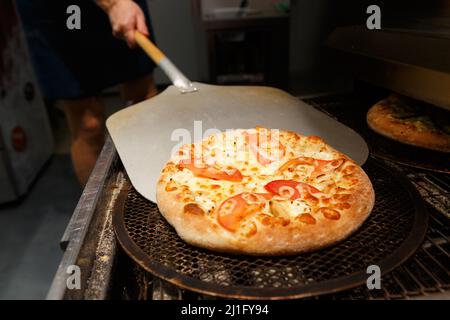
[106, 32, 369, 202]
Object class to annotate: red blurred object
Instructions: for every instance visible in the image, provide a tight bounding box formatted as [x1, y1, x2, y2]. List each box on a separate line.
[0, 0, 53, 203]
[11, 126, 27, 152]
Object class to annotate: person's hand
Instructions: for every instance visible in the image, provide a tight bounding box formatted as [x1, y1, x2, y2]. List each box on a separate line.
[101, 0, 149, 48]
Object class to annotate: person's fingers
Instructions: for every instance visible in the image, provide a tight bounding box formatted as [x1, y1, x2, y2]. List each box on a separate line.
[111, 22, 123, 39]
[109, 5, 148, 48]
[112, 29, 122, 40]
[125, 29, 137, 48]
[136, 13, 149, 36]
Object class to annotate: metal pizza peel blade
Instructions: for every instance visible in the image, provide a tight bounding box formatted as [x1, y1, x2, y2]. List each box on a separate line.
[106, 33, 368, 202]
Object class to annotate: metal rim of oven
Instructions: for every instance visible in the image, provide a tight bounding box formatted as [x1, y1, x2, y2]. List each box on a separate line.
[371, 152, 450, 174]
[113, 158, 429, 299]
[365, 130, 450, 174]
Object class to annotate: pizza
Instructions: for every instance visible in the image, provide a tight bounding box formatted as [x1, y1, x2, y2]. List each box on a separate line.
[156, 127, 374, 255]
[367, 94, 450, 152]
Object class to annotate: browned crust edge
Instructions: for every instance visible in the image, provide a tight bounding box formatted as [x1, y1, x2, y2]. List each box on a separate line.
[367, 103, 450, 153]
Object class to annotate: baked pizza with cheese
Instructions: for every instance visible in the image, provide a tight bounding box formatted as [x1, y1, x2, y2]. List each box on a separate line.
[367, 94, 450, 152]
[156, 127, 374, 255]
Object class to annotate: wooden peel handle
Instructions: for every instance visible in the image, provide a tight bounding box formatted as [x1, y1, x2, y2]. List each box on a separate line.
[134, 31, 197, 93]
[135, 31, 165, 65]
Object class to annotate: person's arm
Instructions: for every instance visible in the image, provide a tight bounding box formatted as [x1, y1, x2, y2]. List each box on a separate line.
[95, 0, 149, 48]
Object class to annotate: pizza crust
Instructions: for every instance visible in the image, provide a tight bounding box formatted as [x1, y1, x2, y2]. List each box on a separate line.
[157, 171, 374, 255]
[367, 96, 450, 153]
[156, 128, 375, 256]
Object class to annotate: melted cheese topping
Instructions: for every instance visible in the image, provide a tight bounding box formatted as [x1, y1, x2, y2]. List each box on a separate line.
[163, 128, 358, 232]
[290, 199, 312, 216]
[273, 199, 312, 218]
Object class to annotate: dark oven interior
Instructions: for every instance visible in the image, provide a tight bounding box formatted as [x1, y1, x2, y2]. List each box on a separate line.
[51, 84, 449, 300]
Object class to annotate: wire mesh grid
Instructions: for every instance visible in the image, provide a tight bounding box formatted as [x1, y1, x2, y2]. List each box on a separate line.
[302, 94, 450, 299]
[115, 158, 427, 299]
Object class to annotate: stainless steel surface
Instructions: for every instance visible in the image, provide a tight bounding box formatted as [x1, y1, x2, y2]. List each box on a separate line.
[47, 136, 121, 300]
[83, 171, 125, 300]
[326, 26, 450, 110]
[106, 82, 369, 202]
[158, 58, 198, 93]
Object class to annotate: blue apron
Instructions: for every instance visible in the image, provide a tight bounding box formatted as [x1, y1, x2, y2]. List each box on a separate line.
[16, 0, 156, 99]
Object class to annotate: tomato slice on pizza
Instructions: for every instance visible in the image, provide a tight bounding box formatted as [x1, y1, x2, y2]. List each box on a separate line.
[217, 193, 272, 231]
[178, 158, 243, 182]
[278, 157, 344, 178]
[311, 158, 345, 179]
[278, 157, 315, 172]
[264, 180, 327, 200]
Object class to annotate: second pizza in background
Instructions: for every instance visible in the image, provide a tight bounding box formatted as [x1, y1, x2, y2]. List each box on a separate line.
[367, 94, 450, 153]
